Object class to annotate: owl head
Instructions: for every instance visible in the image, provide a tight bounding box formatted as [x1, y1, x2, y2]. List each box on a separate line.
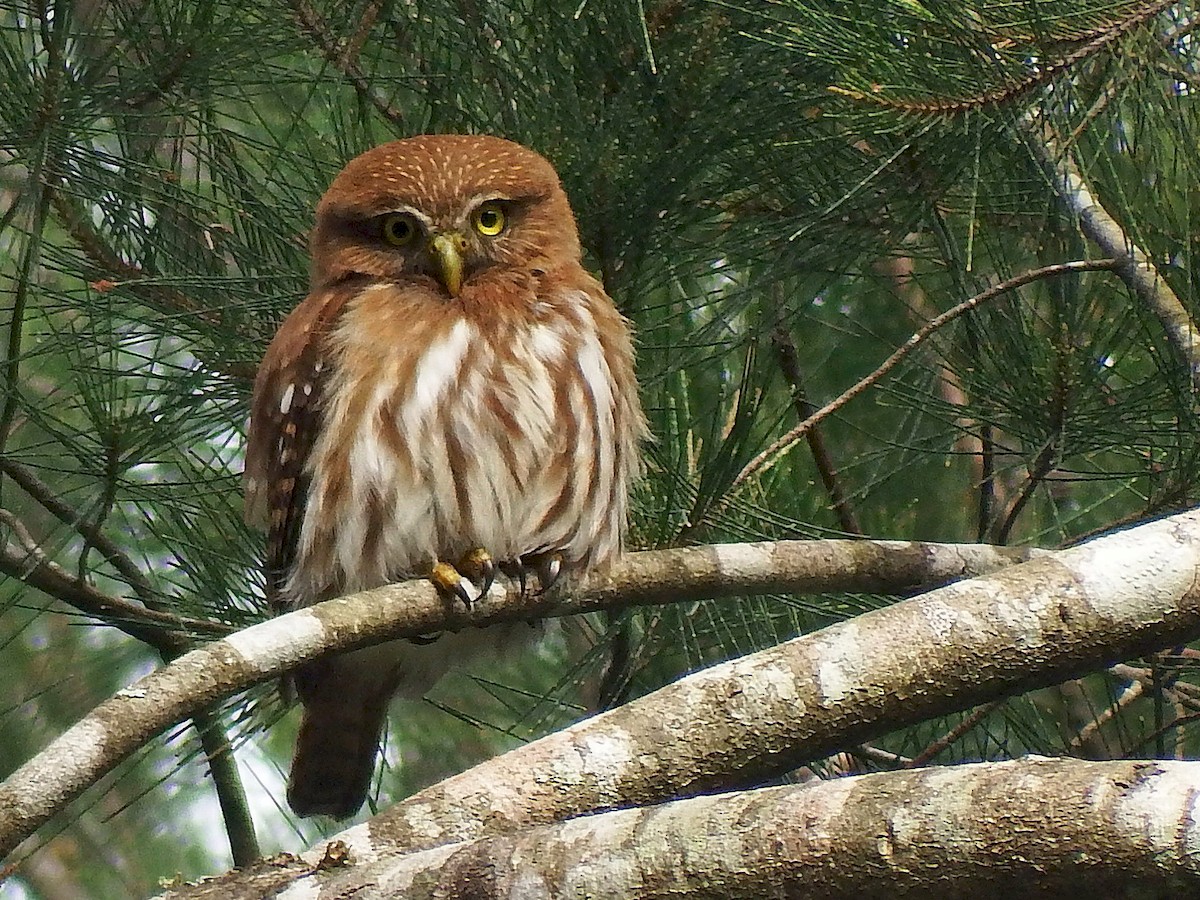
[308, 134, 583, 296]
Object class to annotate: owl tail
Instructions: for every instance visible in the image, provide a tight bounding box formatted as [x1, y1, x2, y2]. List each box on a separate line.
[287, 664, 390, 819]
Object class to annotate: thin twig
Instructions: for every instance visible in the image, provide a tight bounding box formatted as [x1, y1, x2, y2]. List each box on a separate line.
[828, 0, 1177, 114]
[289, 0, 405, 127]
[770, 323, 862, 534]
[0, 509, 221, 647]
[904, 699, 1006, 768]
[1, 180, 53, 456]
[1130, 709, 1200, 756]
[731, 259, 1121, 495]
[849, 743, 911, 768]
[992, 439, 1057, 544]
[1, 456, 156, 599]
[1067, 677, 1144, 755]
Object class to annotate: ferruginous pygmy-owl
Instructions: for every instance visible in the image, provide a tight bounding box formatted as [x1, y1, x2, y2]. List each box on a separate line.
[243, 134, 646, 819]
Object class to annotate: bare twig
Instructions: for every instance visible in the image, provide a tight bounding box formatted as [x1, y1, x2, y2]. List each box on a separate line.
[46, 191, 257, 381]
[992, 439, 1058, 544]
[1067, 677, 1144, 755]
[828, 0, 1177, 114]
[192, 713, 260, 866]
[1, 456, 156, 599]
[0, 508, 222, 647]
[1, 181, 54, 456]
[288, 0, 405, 127]
[731, 259, 1121, 495]
[770, 323, 861, 534]
[849, 743, 910, 767]
[904, 699, 1007, 768]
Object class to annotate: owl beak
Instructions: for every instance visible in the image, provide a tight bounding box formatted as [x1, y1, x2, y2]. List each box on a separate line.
[430, 232, 466, 297]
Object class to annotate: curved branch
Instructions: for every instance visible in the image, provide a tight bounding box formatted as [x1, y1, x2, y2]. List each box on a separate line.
[0, 509, 218, 649]
[4, 514, 1198, 865]
[2, 457, 156, 598]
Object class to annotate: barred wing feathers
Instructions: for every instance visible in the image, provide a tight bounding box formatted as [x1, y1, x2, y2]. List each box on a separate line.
[244, 286, 356, 606]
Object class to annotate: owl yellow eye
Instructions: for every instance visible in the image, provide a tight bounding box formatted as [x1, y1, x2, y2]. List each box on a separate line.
[381, 213, 417, 246]
[473, 202, 507, 237]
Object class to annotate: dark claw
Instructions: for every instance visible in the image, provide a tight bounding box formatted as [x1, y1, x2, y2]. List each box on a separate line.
[477, 556, 496, 599]
[498, 560, 529, 596]
[430, 560, 479, 609]
[457, 547, 496, 601]
[452, 577, 476, 609]
[535, 552, 563, 594]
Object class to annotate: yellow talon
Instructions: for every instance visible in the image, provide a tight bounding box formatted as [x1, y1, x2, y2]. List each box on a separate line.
[458, 548, 496, 597]
[430, 560, 476, 608]
[429, 548, 496, 608]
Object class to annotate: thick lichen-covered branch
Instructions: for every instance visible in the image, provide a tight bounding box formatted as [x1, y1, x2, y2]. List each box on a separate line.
[23, 510, 1198, 893]
[165, 758, 1199, 899]
[0, 535, 1049, 859]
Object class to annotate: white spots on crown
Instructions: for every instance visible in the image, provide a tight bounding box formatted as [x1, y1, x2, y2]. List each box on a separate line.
[332, 135, 560, 223]
[302, 383, 313, 396]
[279, 383, 296, 415]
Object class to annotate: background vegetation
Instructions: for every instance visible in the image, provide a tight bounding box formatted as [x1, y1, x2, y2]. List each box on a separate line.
[2, 1, 1197, 895]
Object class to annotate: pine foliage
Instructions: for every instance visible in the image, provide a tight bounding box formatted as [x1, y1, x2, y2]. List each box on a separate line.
[2, 0, 1198, 893]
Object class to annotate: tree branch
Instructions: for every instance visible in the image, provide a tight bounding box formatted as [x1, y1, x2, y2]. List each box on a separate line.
[0, 462, 256, 862]
[0, 509, 218, 650]
[1027, 121, 1200, 390]
[160, 758, 1200, 898]
[2, 456, 157, 600]
[4, 514, 1198, 866]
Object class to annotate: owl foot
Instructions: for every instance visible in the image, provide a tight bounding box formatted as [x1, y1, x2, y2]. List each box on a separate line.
[500, 551, 563, 596]
[458, 547, 497, 598]
[430, 547, 495, 608]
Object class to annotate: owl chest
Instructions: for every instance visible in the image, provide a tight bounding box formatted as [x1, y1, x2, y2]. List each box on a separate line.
[294, 316, 615, 595]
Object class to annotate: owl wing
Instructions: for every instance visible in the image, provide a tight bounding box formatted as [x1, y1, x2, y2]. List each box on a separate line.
[244, 286, 356, 608]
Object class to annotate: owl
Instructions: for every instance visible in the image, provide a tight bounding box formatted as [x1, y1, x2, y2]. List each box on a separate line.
[243, 134, 646, 819]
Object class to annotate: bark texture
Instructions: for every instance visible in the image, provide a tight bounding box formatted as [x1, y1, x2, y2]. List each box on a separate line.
[0, 537, 1043, 858]
[161, 759, 1200, 899]
[144, 510, 1200, 897]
